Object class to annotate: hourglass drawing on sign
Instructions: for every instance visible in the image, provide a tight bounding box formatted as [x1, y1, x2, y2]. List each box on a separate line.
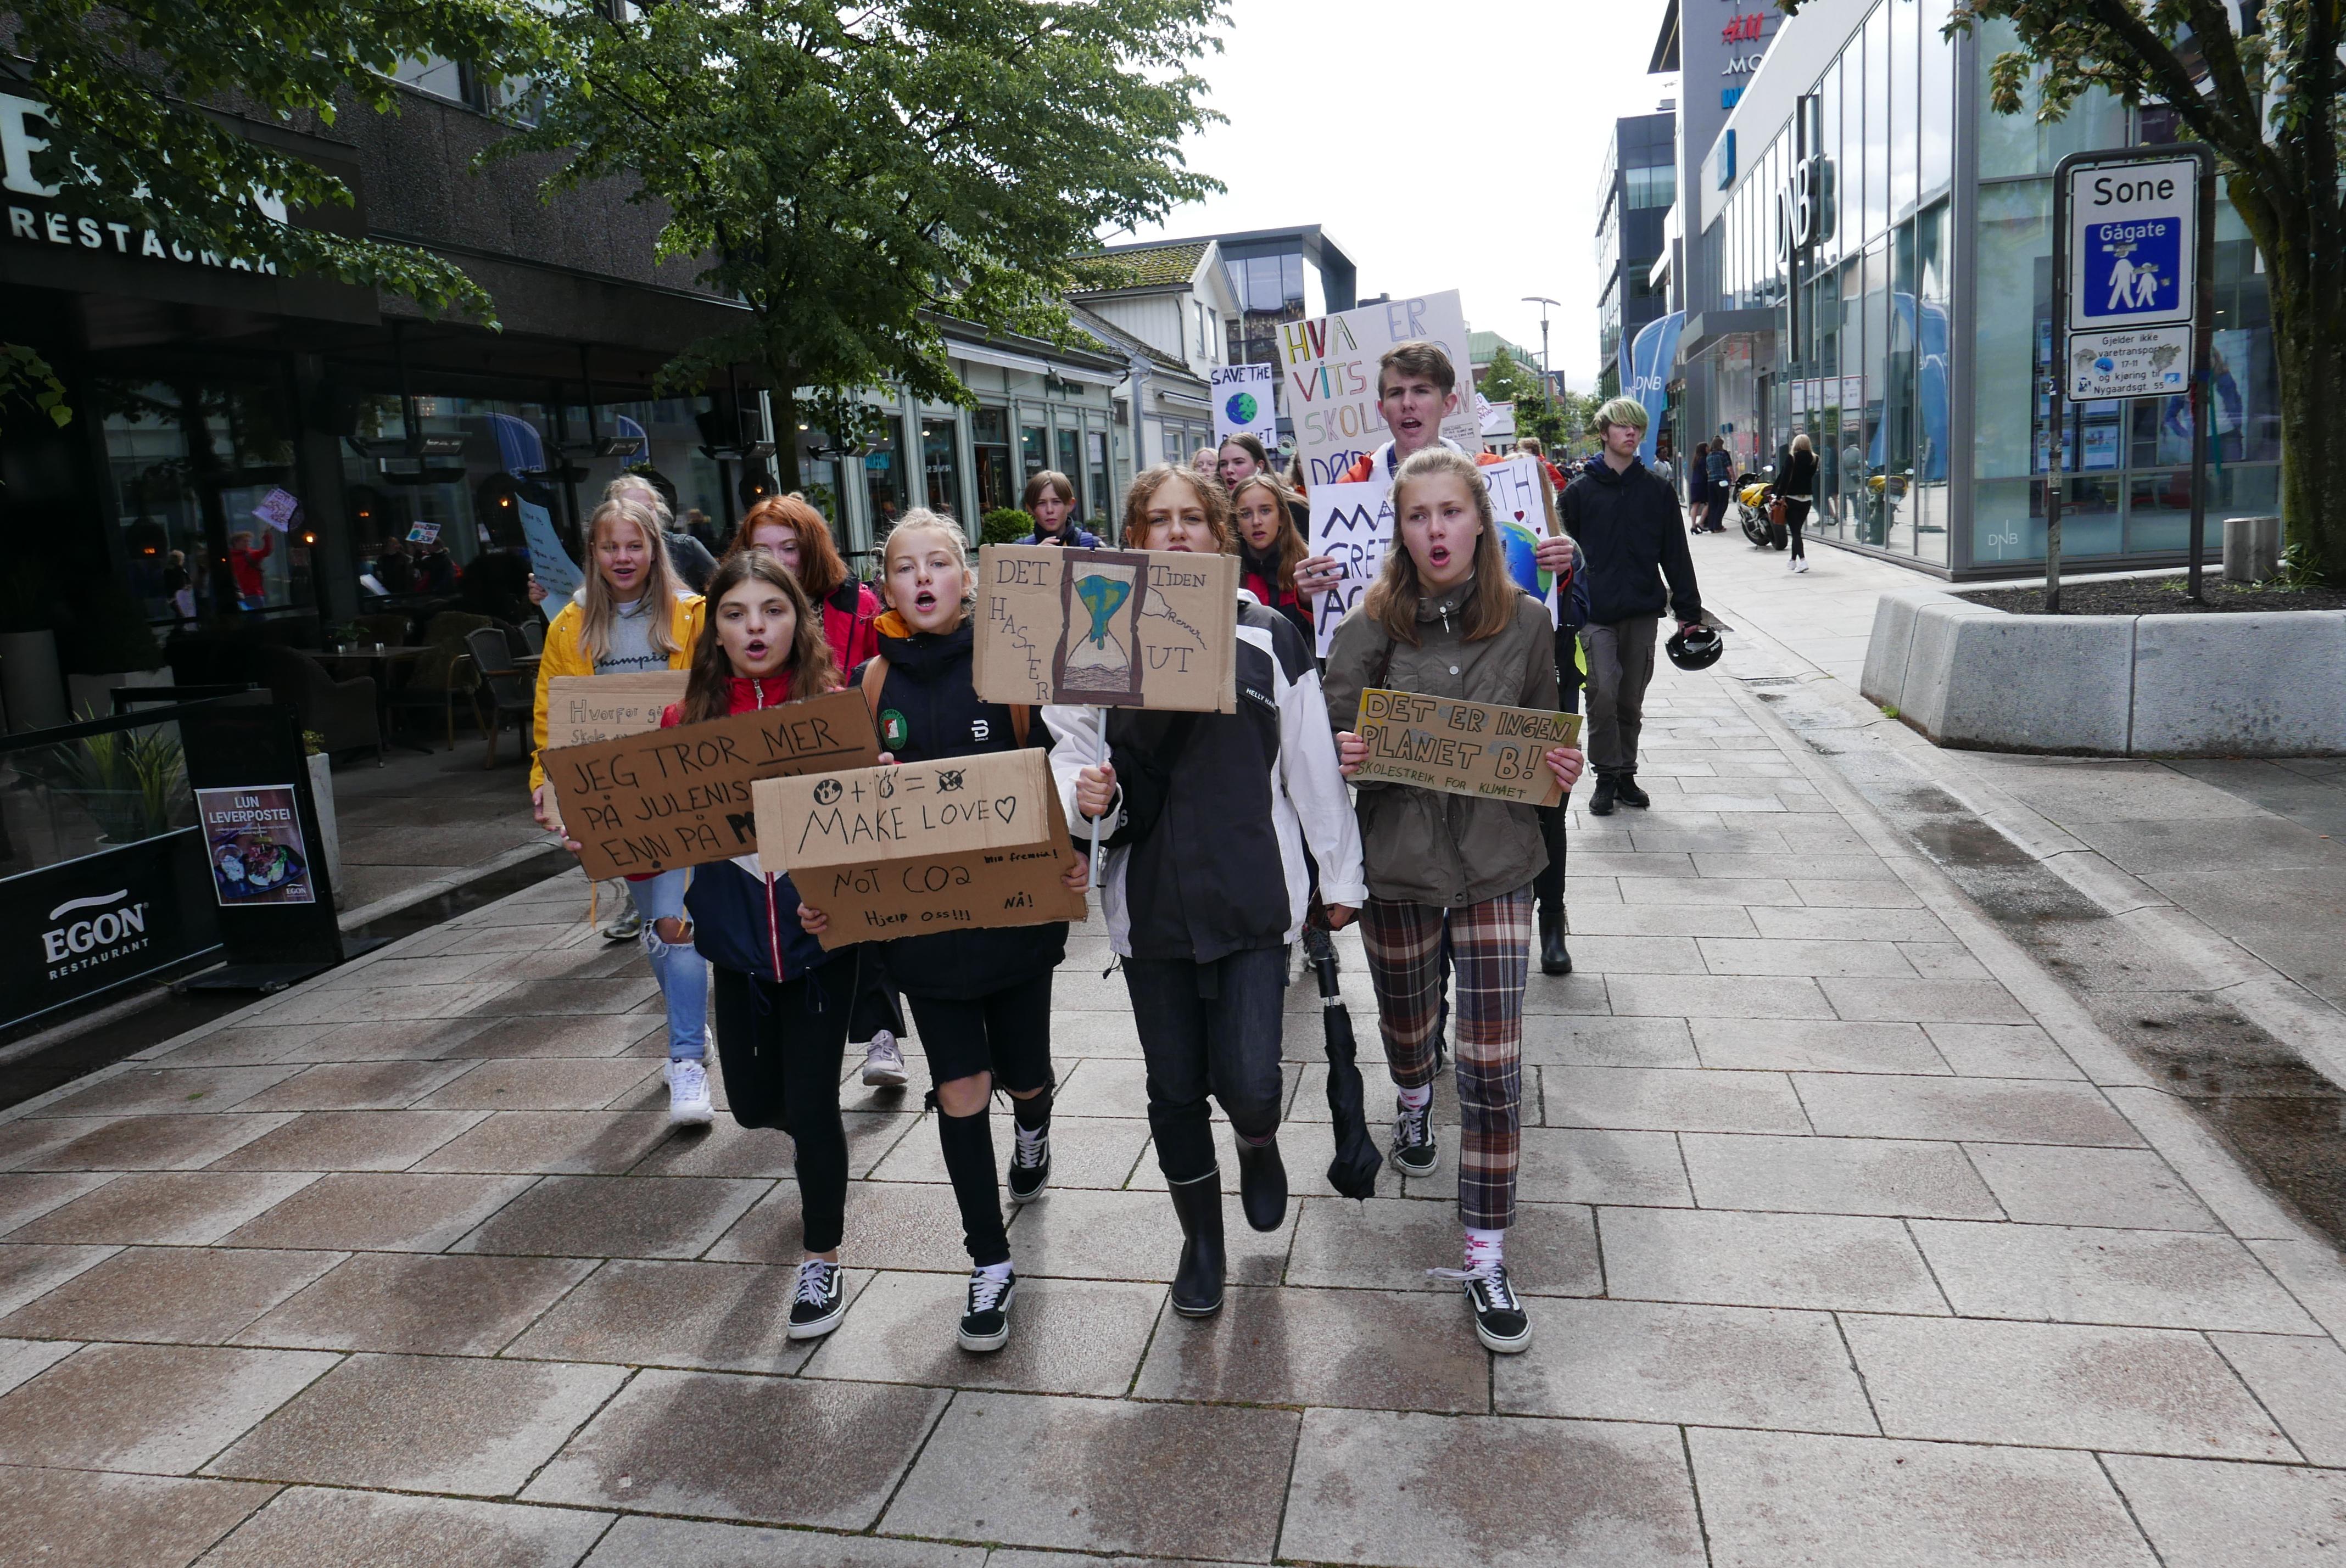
[1052, 553, 1148, 705]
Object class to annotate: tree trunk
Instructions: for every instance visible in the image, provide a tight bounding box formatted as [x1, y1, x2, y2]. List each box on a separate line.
[2267, 253, 2346, 584]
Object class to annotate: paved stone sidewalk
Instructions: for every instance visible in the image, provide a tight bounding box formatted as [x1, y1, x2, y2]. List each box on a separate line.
[0, 653, 2343, 1566]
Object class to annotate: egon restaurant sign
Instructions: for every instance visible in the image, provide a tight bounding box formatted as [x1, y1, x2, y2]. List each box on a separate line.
[1, 833, 220, 1027]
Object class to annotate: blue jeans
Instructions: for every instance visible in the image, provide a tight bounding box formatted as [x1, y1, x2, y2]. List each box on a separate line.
[634, 868, 707, 1061]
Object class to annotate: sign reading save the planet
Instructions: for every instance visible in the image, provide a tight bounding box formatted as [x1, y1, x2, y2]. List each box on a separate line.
[1210, 362, 1277, 450]
[1351, 689, 1580, 807]
[973, 545, 1238, 713]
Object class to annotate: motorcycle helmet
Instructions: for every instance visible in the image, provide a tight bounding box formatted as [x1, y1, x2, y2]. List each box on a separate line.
[1666, 624, 1725, 670]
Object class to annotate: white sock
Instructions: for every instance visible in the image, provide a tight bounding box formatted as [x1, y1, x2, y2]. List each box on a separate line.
[1397, 1084, 1432, 1112]
[1465, 1226, 1505, 1264]
[977, 1259, 1013, 1283]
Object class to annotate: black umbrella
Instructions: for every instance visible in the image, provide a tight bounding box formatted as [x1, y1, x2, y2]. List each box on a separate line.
[1313, 936, 1383, 1200]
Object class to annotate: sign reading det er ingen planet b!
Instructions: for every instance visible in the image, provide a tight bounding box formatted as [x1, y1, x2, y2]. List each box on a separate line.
[756, 747, 1086, 950]
[1353, 689, 1581, 808]
[536, 690, 881, 881]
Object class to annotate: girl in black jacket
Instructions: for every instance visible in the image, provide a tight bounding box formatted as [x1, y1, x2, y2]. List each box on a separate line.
[798, 509, 1086, 1355]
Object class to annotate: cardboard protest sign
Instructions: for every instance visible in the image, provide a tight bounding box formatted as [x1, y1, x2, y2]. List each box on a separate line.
[757, 747, 1086, 950]
[973, 545, 1237, 713]
[1353, 688, 1582, 808]
[544, 673, 691, 751]
[1211, 363, 1277, 448]
[536, 690, 881, 880]
[1308, 457, 1560, 656]
[1279, 290, 1477, 489]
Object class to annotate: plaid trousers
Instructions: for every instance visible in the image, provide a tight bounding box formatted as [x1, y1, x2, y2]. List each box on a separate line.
[1361, 886, 1531, 1230]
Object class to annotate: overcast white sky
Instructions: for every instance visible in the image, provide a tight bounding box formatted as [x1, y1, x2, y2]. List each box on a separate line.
[1107, 0, 1680, 394]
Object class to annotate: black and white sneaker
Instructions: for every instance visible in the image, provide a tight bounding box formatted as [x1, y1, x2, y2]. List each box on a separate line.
[1391, 1099, 1438, 1178]
[1007, 1121, 1050, 1205]
[958, 1266, 1016, 1353]
[1433, 1256, 1532, 1353]
[786, 1258, 847, 1340]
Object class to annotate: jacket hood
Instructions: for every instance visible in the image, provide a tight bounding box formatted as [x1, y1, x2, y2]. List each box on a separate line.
[873, 617, 973, 674]
[1588, 457, 1649, 488]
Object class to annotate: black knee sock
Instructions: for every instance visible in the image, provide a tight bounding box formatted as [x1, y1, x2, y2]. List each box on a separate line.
[935, 1106, 1009, 1267]
[1011, 1083, 1052, 1132]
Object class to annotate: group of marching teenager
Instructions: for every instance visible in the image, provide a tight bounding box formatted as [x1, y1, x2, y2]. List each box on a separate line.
[529, 337, 1587, 1356]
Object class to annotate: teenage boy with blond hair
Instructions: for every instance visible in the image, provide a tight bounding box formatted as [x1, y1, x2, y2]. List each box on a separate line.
[1561, 396, 1705, 816]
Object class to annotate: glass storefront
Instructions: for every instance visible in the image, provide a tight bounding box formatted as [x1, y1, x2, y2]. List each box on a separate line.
[921, 417, 964, 519]
[1691, 0, 2279, 575]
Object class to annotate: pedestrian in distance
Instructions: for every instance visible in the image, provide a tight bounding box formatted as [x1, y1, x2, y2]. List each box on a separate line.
[724, 492, 904, 1085]
[1058, 464, 1366, 1320]
[1215, 432, 1276, 490]
[1188, 445, 1224, 487]
[667, 550, 859, 1338]
[798, 511, 1086, 1354]
[528, 496, 711, 1122]
[1228, 471, 1315, 646]
[1686, 439, 1713, 533]
[610, 472, 719, 595]
[1562, 396, 1705, 818]
[1515, 435, 1583, 978]
[228, 528, 275, 609]
[1770, 433, 1819, 574]
[1023, 469, 1101, 549]
[1325, 446, 1586, 1354]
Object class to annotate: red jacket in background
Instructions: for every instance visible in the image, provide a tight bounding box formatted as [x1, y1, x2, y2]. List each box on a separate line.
[229, 530, 275, 599]
[820, 581, 880, 675]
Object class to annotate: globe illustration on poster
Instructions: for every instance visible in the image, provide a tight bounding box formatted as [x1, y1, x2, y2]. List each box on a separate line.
[1225, 391, 1259, 426]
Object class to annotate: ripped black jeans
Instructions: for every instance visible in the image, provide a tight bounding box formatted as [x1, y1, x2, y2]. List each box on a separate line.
[710, 959, 856, 1253]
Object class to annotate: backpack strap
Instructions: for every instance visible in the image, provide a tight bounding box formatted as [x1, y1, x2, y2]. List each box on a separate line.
[1009, 704, 1031, 748]
[858, 656, 890, 727]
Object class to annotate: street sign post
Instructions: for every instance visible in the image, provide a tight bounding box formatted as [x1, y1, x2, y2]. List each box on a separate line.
[2048, 146, 2216, 609]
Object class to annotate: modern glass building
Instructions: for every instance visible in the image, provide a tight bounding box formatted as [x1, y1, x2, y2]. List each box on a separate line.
[1596, 110, 1678, 400]
[1679, 0, 2278, 576]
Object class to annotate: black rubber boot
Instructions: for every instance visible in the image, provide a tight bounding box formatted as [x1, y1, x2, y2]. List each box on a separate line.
[1589, 775, 1618, 816]
[1613, 774, 1652, 809]
[1539, 910, 1573, 976]
[1166, 1168, 1226, 1317]
[1233, 1134, 1288, 1232]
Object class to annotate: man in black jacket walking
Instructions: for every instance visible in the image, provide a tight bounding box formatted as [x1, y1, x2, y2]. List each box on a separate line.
[1560, 396, 1706, 816]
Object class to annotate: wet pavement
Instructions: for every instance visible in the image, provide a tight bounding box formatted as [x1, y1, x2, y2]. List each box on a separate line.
[0, 620, 2341, 1565]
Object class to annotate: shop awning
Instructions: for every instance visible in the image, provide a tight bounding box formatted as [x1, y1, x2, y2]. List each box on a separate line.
[947, 339, 1124, 387]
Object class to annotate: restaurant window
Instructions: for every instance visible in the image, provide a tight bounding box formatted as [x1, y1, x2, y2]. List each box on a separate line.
[973, 407, 1015, 513]
[1087, 430, 1112, 540]
[1019, 421, 1047, 482]
[1056, 428, 1083, 518]
[794, 421, 843, 546]
[921, 416, 964, 520]
[864, 419, 908, 541]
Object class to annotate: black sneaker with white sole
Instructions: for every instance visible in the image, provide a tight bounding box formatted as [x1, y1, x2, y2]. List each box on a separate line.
[1450, 1260, 1531, 1353]
[1007, 1121, 1050, 1204]
[958, 1267, 1015, 1352]
[786, 1259, 847, 1340]
[1391, 1100, 1438, 1178]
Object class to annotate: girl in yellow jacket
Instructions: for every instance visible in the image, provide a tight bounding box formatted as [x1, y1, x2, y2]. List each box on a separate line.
[529, 495, 708, 1122]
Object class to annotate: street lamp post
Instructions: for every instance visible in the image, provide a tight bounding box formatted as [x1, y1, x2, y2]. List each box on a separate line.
[1522, 296, 1560, 393]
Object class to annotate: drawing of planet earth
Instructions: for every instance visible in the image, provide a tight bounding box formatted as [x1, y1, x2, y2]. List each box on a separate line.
[1225, 392, 1259, 426]
[1075, 574, 1132, 648]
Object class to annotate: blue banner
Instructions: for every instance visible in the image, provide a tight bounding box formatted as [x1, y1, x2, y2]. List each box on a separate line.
[1625, 311, 1685, 462]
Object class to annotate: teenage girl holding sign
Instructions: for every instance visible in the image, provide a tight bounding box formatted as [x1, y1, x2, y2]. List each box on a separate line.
[1322, 446, 1585, 1353]
[529, 497, 710, 1125]
[797, 510, 1086, 1354]
[1055, 466, 1365, 1320]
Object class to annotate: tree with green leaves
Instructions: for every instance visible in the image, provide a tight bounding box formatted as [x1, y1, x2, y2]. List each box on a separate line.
[1826, 0, 2343, 581]
[1, 0, 552, 320]
[496, 0, 1224, 490]
[1479, 346, 1585, 456]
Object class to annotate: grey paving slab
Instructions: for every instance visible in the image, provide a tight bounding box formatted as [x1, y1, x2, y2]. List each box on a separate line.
[1689, 1017, 1951, 1075]
[1280, 1407, 1705, 1568]
[1962, 1144, 2221, 1232]
[585, 1516, 982, 1567]
[1679, 1132, 2003, 1218]
[2247, 1238, 2346, 1339]
[0, 1242, 119, 1315]
[1843, 1313, 2295, 1458]
[1597, 1206, 1947, 1313]
[1005, 1186, 1294, 1287]
[0, 1113, 294, 1171]
[1555, 903, 1760, 938]
[884, 1391, 1299, 1561]
[1689, 1427, 2158, 1568]
[502, 1258, 826, 1375]
[236, 1060, 480, 1112]
[2208, 1332, 2346, 1466]
[1494, 1297, 1876, 1434]
[1517, 1126, 1694, 1206]
[1617, 876, 1801, 906]
[806, 1270, 1161, 1397]
[1923, 1021, 2091, 1079]
[2104, 1453, 2346, 1567]
[1699, 937, 1918, 977]
[1549, 934, 1708, 973]
[1794, 1074, 2145, 1146]
[1896, 941, 1993, 979]
[1757, 906, 1958, 942]
[0, 1245, 342, 1345]
[202, 1110, 488, 1172]
[204, 1352, 627, 1496]
[1912, 1220, 2320, 1331]
[1606, 973, 1834, 1020]
[708, 1179, 964, 1273]
[200, 1486, 612, 1568]
[411, 1111, 682, 1175]
[1819, 977, 2033, 1023]
[0, 1341, 338, 1474]
[864, 1112, 1144, 1191]
[1132, 1284, 1488, 1413]
[1540, 1066, 1811, 1134]
[5, 1171, 319, 1246]
[1286, 1197, 1602, 1297]
[414, 1057, 663, 1111]
[217, 1171, 539, 1252]
[232, 1253, 595, 1356]
[28, 1065, 303, 1119]
[0, 1337, 77, 1398]
[453, 1174, 767, 1259]
[0, 1466, 276, 1568]
[0, 1171, 115, 1233]
[1518, 1015, 1699, 1068]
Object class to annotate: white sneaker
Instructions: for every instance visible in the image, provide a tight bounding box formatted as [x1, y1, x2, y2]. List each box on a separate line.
[1792, 558, 1810, 574]
[859, 1031, 908, 1088]
[664, 1059, 713, 1125]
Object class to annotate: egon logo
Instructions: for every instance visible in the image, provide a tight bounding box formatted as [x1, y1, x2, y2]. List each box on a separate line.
[40, 889, 152, 976]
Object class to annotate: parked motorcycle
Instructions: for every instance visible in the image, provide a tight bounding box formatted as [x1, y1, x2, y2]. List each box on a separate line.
[1733, 468, 1787, 550]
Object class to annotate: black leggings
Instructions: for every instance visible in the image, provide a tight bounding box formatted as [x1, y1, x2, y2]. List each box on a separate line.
[906, 973, 1056, 1267]
[1123, 947, 1289, 1184]
[1784, 497, 1812, 559]
[710, 960, 855, 1253]
[1533, 628, 1581, 919]
[848, 944, 906, 1044]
